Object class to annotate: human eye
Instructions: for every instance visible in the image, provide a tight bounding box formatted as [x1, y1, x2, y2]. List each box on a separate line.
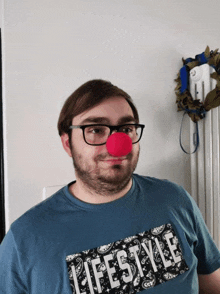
[121, 125, 135, 134]
[86, 126, 106, 134]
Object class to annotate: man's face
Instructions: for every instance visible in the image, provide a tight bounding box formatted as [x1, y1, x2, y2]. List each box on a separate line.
[62, 96, 140, 196]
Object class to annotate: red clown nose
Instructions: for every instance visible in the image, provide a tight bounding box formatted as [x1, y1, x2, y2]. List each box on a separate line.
[106, 132, 132, 157]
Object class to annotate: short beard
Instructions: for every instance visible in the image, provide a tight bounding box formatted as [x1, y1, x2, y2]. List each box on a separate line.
[70, 142, 139, 196]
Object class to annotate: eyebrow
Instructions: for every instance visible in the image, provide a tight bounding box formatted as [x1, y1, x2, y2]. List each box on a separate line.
[80, 115, 137, 125]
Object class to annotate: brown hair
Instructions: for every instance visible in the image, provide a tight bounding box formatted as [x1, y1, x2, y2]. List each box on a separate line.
[57, 79, 139, 137]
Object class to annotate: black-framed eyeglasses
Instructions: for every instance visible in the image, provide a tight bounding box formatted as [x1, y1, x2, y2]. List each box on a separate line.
[69, 123, 145, 146]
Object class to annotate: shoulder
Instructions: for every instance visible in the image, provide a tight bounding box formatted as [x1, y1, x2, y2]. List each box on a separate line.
[133, 173, 195, 208]
[10, 186, 66, 234]
[133, 173, 187, 195]
[133, 172, 181, 190]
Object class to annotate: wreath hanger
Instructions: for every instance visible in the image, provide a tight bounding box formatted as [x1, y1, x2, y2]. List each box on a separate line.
[175, 46, 220, 154]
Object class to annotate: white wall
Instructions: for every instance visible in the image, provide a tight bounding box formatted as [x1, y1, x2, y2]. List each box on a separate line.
[0, 0, 2, 28]
[3, 0, 220, 231]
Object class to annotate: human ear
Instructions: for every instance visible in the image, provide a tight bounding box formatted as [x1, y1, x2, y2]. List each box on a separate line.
[61, 133, 72, 157]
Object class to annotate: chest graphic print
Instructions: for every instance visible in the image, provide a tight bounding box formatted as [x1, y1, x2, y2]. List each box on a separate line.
[66, 223, 189, 293]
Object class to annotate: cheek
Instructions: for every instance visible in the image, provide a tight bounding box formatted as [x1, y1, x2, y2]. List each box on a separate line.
[76, 143, 105, 158]
[93, 145, 108, 156]
[71, 134, 91, 154]
[131, 143, 139, 154]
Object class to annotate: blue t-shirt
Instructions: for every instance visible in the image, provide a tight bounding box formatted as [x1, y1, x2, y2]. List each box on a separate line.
[0, 173, 220, 293]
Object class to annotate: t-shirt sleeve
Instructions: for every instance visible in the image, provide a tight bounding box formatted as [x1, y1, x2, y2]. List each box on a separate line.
[0, 229, 28, 293]
[184, 189, 220, 275]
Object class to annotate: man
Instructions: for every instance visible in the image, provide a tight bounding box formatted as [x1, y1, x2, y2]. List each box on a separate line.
[0, 79, 220, 293]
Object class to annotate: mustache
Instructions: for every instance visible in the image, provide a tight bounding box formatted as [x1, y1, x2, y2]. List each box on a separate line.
[95, 152, 133, 161]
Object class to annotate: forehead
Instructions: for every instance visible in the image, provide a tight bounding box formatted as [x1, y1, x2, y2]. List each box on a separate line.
[73, 96, 135, 125]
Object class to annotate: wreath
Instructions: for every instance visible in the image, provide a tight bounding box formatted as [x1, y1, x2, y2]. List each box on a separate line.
[175, 46, 220, 123]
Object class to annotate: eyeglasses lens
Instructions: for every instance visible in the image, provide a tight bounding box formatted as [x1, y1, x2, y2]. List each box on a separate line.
[84, 125, 141, 145]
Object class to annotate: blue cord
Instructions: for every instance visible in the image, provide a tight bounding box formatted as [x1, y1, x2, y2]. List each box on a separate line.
[179, 112, 199, 154]
[179, 107, 206, 154]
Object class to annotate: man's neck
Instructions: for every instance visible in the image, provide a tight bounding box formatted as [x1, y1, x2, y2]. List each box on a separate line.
[69, 177, 133, 204]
